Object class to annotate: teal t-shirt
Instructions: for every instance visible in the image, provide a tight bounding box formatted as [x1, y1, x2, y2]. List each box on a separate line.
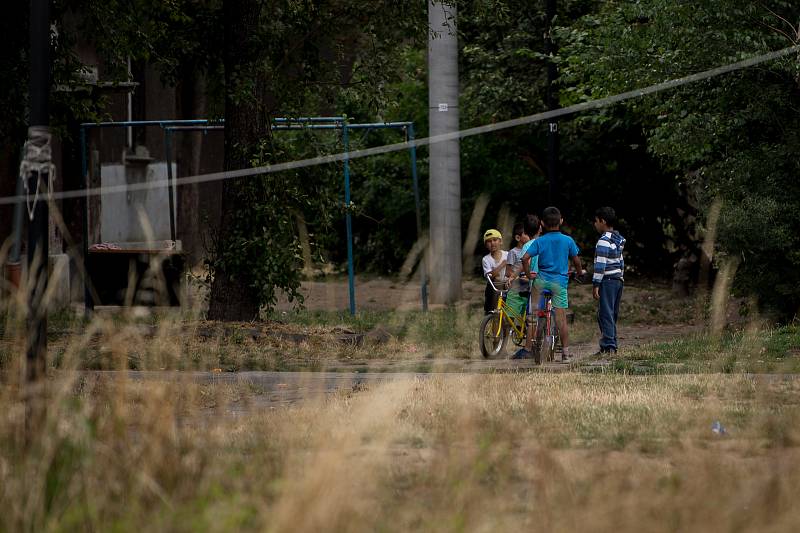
[523, 231, 579, 287]
[520, 239, 539, 275]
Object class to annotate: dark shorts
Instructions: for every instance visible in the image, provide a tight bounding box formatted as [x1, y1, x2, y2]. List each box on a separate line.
[484, 281, 499, 314]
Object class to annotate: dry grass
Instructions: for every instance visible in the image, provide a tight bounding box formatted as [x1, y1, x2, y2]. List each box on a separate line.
[2, 274, 800, 531]
[2, 368, 800, 532]
[1, 277, 709, 373]
[2, 304, 596, 372]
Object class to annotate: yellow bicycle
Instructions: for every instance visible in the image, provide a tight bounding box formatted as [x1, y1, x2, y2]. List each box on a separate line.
[479, 275, 532, 358]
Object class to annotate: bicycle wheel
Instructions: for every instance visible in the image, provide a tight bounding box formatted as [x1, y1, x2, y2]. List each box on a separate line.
[479, 313, 509, 358]
[538, 311, 556, 363]
[532, 318, 546, 364]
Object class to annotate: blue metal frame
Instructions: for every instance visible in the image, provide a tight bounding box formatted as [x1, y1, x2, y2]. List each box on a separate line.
[80, 117, 427, 315]
[342, 124, 356, 314]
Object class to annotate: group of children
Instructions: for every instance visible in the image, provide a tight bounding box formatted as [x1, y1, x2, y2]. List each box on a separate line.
[482, 206, 626, 361]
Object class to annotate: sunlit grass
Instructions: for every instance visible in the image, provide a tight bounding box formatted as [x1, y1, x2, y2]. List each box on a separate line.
[603, 325, 800, 374]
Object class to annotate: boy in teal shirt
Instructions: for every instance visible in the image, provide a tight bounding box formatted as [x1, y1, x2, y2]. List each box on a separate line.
[516, 207, 585, 361]
[504, 217, 540, 316]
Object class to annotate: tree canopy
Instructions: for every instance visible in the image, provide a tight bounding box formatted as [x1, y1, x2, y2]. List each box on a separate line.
[558, 0, 800, 316]
[3, 0, 799, 319]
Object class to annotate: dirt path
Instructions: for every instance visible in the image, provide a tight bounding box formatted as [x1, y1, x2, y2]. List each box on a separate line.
[62, 278, 713, 405]
[72, 278, 739, 407]
[274, 276, 486, 312]
[276, 276, 705, 365]
[315, 322, 705, 374]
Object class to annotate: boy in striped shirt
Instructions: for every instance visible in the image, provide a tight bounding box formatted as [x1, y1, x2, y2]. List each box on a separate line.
[592, 207, 626, 354]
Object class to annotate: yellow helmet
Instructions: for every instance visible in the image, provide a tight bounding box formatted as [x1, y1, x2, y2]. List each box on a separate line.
[483, 229, 502, 242]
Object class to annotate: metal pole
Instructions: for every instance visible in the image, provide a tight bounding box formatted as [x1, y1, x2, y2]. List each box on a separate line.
[26, 0, 51, 382]
[273, 117, 345, 123]
[80, 126, 93, 316]
[164, 129, 176, 241]
[81, 119, 214, 129]
[164, 120, 427, 317]
[72, 118, 424, 319]
[343, 124, 356, 315]
[10, 168, 25, 263]
[408, 124, 427, 312]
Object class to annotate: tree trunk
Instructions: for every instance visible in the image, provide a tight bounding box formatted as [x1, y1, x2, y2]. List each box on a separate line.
[207, 0, 267, 321]
[177, 69, 206, 267]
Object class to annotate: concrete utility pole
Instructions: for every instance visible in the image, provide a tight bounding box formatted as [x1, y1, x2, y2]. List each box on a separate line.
[545, 0, 559, 203]
[25, 0, 52, 382]
[428, 1, 461, 304]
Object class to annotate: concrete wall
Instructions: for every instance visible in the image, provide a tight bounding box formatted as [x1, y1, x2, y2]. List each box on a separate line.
[99, 161, 177, 243]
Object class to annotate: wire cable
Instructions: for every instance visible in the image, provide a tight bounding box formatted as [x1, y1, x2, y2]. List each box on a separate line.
[2, 44, 798, 207]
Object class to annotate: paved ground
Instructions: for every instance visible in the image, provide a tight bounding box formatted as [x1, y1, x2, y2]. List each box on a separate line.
[95, 370, 434, 407]
[84, 367, 800, 413]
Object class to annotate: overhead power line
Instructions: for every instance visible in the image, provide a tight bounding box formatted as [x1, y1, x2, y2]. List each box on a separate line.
[1, 44, 798, 208]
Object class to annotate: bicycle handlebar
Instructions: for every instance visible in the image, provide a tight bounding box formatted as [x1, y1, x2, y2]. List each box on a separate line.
[489, 270, 588, 291]
[485, 273, 504, 293]
[569, 270, 590, 284]
[567, 270, 580, 284]
[520, 270, 588, 283]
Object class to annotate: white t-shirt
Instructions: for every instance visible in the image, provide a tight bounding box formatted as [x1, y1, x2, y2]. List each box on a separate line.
[482, 251, 508, 281]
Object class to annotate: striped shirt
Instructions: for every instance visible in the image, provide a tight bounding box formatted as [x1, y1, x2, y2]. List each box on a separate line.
[593, 230, 626, 285]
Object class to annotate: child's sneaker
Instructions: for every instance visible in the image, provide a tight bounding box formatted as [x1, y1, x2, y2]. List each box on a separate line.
[511, 348, 532, 360]
[561, 350, 573, 363]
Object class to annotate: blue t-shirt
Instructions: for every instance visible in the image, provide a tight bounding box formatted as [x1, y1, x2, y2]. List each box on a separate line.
[523, 231, 580, 287]
[520, 239, 539, 274]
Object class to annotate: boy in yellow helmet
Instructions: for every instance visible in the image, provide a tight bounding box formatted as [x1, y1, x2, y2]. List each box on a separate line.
[481, 229, 507, 313]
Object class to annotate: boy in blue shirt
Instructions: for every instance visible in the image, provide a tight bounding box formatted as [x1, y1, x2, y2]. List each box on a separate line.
[515, 207, 585, 361]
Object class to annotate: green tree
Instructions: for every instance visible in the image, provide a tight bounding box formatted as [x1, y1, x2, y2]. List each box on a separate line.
[453, 0, 686, 277]
[207, 0, 427, 320]
[559, 0, 800, 316]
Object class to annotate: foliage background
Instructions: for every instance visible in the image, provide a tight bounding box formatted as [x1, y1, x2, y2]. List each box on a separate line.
[1, 0, 799, 318]
[557, 0, 800, 316]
